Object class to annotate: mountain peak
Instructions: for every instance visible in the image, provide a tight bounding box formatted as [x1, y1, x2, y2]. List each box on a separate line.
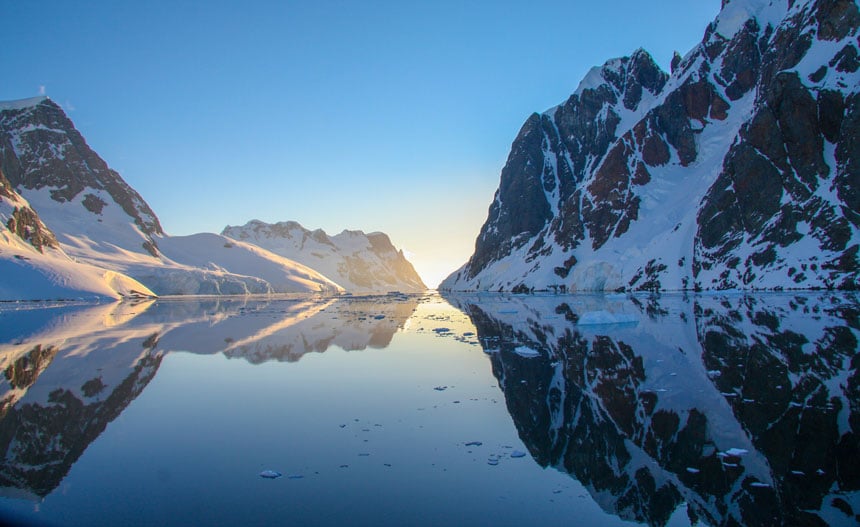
[572, 50, 666, 103]
[0, 96, 51, 112]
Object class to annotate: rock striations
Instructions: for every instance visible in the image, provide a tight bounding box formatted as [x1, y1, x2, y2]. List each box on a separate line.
[443, 0, 859, 292]
[223, 220, 426, 293]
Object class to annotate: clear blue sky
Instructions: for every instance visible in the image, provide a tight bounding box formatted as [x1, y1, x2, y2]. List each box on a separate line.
[1, 1, 720, 287]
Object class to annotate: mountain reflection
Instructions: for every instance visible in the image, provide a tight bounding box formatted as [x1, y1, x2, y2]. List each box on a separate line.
[0, 295, 418, 498]
[446, 292, 860, 526]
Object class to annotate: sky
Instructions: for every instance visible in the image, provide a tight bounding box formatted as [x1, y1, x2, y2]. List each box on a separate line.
[1, 1, 721, 287]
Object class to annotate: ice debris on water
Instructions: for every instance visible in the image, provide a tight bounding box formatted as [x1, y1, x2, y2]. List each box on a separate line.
[434, 386, 447, 391]
[513, 346, 540, 358]
[576, 310, 638, 326]
[510, 450, 526, 458]
[259, 470, 282, 479]
[487, 457, 499, 466]
[465, 441, 483, 447]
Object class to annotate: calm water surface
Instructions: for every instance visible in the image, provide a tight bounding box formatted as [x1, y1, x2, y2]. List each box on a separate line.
[0, 292, 857, 526]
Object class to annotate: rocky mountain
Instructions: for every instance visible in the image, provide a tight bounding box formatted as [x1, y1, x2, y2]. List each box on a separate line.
[443, 0, 859, 292]
[448, 292, 860, 525]
[0, 166, 155, 300]
[222, 220, 426, 293]
[0, 97, 342, 296]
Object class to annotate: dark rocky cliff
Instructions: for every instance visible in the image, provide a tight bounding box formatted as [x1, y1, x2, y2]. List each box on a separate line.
[444, 0, 859, 292]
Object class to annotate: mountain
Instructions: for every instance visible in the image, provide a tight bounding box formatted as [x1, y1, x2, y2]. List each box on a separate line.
[443, 0, 859, 292]
[448, 292, 860, 525]
[222, 220, 426, 293]
[0, 166, 155, 300]
[0, 97, 342, 296]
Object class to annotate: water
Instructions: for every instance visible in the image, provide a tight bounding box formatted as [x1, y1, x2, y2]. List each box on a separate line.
[0, 292, 857, 526]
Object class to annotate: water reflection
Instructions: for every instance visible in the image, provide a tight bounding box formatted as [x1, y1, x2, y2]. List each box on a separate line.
[446, 292, 860, 526]
[1, 292, 858, 526]
[0, 295, 418, 499]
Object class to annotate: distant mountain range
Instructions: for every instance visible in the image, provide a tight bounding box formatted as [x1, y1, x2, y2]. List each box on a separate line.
[443, 0, 859, 292]
[223, 220, 426, 293]
[0, 98, 423, 299]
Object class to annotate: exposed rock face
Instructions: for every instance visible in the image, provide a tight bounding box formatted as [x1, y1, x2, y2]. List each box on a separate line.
[0, 168, 57, 253]
[444, 0, 859, 292]
[0, 97, 163, 256]
[222, 220, 427, 293]
[448, 292, 860, 525]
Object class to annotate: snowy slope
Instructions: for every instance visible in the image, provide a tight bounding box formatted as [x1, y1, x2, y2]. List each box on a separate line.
[0, 98, 342, 296]
[443, 0, 859, 292]
[222, 220, 426, 293]
[0, 168, 155, 300]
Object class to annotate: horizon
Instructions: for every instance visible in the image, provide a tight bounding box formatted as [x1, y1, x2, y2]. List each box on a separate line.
[1, 1, 721, 287]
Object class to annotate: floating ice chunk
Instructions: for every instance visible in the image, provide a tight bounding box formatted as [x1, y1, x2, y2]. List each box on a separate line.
[750, 482, 770, 488]
[487, 457, 499, 466]
[511, 450, 527, 458]
[465, 441, 483, 447]
[434, 386, 447, 391]
[724, 448, 748, 457]
[483, 348, 500, 354]
[513, 346, 541, 358]
[433, 327, 451, 334]
[259, 470, 282, 479]
[577, 311, 638, 326]
[686, 467, 700, 474]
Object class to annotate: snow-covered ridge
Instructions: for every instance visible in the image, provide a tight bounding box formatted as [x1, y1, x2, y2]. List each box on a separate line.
[223, 219, 426, 293]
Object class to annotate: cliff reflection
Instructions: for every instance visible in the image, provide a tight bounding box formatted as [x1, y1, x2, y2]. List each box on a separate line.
[0, 295, 418, 498]
[447, 292, 860, 526]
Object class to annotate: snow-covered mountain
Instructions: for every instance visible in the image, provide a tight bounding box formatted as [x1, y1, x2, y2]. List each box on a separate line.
[222, 220, 426, 293]
[448, 292, 860, 525]
[0, 97, 342, 296]
[0, 167, 155, 300]
[443, 0, 859, 292]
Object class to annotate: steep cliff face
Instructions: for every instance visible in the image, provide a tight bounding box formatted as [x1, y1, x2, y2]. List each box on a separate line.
[443, 0, 859, 292]
[223, 220, 427, 293]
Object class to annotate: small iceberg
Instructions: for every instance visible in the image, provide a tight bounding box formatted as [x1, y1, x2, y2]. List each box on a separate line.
[513, 346, 541, 358]
[577, 311, 638, 326]
[511, 450, 527, 458]
[259, 470, 283, 479]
